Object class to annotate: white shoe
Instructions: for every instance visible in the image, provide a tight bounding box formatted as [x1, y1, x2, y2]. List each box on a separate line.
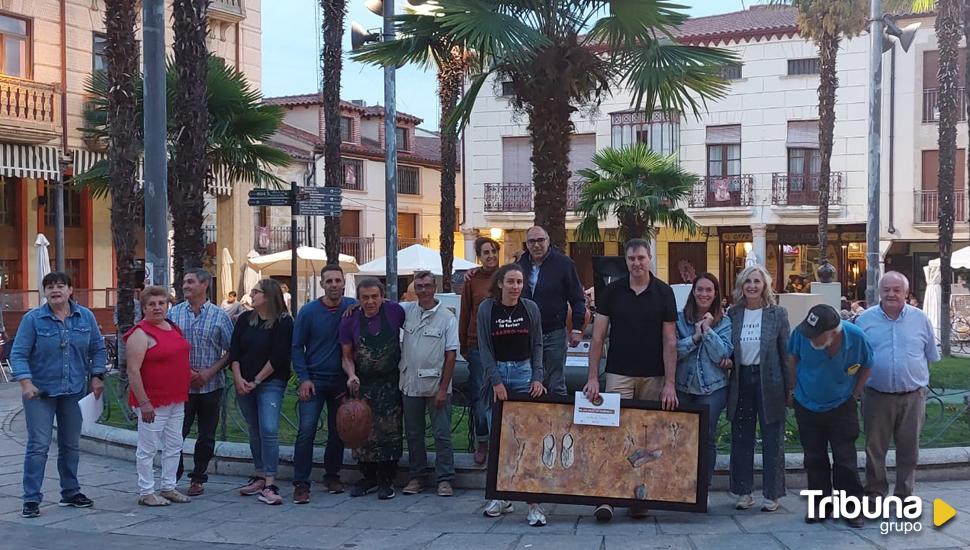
[528, 503, 547, 527]
[484, 499, 513, 518]
[761, 498, 780, 512]
[735, 494, 755, 510]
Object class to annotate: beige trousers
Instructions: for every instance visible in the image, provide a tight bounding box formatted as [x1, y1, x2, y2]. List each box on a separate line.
[862, 386, 926, 497]
[605, 374, 665, 401]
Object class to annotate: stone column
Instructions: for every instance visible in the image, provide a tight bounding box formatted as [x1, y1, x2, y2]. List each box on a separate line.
[216, 183, 255, 297]
[751, 223, 767, 267]
[461, 228, 480, 261]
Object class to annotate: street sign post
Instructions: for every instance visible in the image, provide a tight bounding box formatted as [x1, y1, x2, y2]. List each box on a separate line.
[295, 186, 342, 216]
[248, 188, 293, 207]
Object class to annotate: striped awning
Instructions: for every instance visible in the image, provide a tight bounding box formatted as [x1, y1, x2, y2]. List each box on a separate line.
[0, 144, 61, 179]
[73, 149, 233, 196]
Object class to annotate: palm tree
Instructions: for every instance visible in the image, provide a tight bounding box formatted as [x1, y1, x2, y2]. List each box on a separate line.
[103, 0, 140, 334]
[321, 0, 346, 266]
[936, 0, 960, 357]
[773, 1, 868, 272]
[573, 144, 698, 244]
[355, 1, 734, 250]
[171, 0, 211, 287]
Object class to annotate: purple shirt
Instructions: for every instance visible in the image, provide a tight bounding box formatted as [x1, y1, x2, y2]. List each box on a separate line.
[339, 302, 406, 347]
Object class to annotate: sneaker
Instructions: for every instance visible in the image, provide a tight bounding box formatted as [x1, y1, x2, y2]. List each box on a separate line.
[258, 485, 283, 505]
[326, 479, 345, 494]
[473, 442, 488, 465]
[484, 499, 514, 517]
[187, 481, 205, 497]
[402, 479, 423, 495]
[594, 504, 614, 522]
[735, 494, 755, 510]
[59, 493, 93, 508]
[21, 502, 40, 518]
[159, 489, 191, 504]
[239, 476, 265, 496]
[377, 482, 396, 500]
[293, 482, 310, 504]
[527, 503, 547, 527]
[804, 513, 827, 524]
[350, 478, 378, 497]
[437, 481, 454, 497]
[761, 498, 780, 512]
[138, 493, 171, 507]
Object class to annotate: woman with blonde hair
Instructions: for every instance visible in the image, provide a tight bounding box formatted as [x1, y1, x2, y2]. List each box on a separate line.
[230, 279, 294, 505]
[726, 265, 789, 512]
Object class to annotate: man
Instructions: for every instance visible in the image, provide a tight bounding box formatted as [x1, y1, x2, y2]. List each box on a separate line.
[788, 304, 872, 528]
[291, 265, 357, 503]
[518, 226, 585, 396]
[220, 291, 245, 322]
[583, 238, 678, 522]
[168, 269, 233, 496]
[856, 272, 939, 498]
[399, 271, 458, 497]
[340, 278, 406, 500]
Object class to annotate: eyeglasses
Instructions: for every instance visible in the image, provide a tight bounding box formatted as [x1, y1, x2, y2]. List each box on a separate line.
[414, 283, 435, 291]
[526, 237, 547, 245]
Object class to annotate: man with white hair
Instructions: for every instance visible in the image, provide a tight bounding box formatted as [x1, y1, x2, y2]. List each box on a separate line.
[855, 272, 939, 498]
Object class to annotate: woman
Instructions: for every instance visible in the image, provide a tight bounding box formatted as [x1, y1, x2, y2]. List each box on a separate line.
[126, 286, 191, 506]
[231, 279, 293, 505]
[476, 263, 547, 527]
[727, 265, 789, 512]
[459, 236, 501, 464]
[675, 273, 733, 493]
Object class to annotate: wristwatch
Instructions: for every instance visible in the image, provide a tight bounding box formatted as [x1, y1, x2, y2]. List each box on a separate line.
[253, 377, 262, 386]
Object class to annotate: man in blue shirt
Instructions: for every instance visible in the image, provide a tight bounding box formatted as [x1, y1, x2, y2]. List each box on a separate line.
[856, 272, 939, 498]
[788, 304, 871, 528]
[291, 264, 356, 503]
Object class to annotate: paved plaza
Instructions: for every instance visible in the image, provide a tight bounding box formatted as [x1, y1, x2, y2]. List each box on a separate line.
[0, 384, 968, 550]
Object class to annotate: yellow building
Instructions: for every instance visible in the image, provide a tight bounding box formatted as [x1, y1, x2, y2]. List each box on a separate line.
[0, 0, 261, 325]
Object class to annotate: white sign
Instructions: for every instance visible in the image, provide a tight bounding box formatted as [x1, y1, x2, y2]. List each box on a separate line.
[573, 391, 620, 427]
[78, 392, 103, 433]
[144, 262, 154, 286]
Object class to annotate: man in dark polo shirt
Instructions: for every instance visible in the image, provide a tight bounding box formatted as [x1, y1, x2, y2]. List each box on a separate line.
[583, 237, 678, 522]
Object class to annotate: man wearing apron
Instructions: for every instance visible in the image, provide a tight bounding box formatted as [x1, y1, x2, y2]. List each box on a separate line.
[340, 278, 406, 500]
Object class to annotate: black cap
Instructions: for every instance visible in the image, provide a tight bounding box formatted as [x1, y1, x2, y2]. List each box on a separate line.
[797, 304, 841, 339]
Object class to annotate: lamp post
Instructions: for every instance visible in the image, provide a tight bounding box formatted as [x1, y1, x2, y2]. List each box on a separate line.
[143, 0, 169, 288]
[54, 155, 71, 273]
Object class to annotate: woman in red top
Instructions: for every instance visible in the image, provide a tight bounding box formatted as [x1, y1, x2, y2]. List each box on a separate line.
[126, 286, 191, 506]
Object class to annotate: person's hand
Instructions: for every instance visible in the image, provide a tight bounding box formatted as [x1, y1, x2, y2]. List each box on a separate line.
[568, 330, 582, 347]
[700, 312, 714, 332]
[20, 380, 40, 400]
[853, 387, 864, 401]
[529, 381, 547, 399]
[298, 380, 316, 401]
[90, 377, 105, 399]
[661, 383, 678, 411]
[347, 375, 360, 396]
[235, 377, 252, 396]
[582, 378, 600, 403]
[434, 389, 449, 409]
[342, 304, 360, 319]
[718, 358, 733, 370]
[190, 371, 206, 390]
[786, 390, 794, 408]
[140, 402, 156, 423]
[492, 383, 508, 402]
[466, 267, 481, 279]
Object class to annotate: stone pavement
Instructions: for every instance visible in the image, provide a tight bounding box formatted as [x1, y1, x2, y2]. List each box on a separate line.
[0, 384, 969, 549]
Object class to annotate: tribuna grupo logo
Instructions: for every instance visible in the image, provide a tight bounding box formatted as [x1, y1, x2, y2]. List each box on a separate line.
[802, 490, 923, 535]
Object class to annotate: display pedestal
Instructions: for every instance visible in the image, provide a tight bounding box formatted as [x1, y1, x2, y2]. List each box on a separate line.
[778, 293, 828, 332]
[671, 284, 692, 311]
[809, 281, 842, 311]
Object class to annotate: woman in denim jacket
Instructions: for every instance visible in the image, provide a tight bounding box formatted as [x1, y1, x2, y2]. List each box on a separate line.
[675, 272, 733, 492]
[10, 271, 107, 519]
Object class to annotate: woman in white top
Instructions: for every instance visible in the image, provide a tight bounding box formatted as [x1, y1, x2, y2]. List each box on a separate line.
[725, 265, 790, 513]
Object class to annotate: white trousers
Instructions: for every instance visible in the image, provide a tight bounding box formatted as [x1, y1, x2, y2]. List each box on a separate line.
[136, 403, 185, 496]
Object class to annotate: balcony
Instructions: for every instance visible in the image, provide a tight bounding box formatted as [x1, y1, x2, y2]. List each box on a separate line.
[771, 172, 844, 207]
[688, 175, 754, 208]
[914, 190, 968, 224]
[0, 75, 61, 144]
[254, 226, 303, 253]
[340, 236, 375, 263]
[398, 237, 429, 250]
[210, 0, 245, 23]
[484, 182, 584, 212]
[922, 88, 967, 123]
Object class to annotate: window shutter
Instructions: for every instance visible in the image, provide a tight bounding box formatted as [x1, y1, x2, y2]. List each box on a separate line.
[787, 120, 819, 148]
[503, 136, 532, 185]
[568, 134, 596, 181]
[706, 125, 741, 145]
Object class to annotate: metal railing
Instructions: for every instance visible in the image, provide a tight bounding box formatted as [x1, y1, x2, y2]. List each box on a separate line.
[254, 225, 304, 253]
[914, 190, 969, 223]
[770, 172, 844, 207]
[398, 237, 429, 250]
[399, 167, 420, 195]
[688, 175, 755, 207]
[922, 88, 967, 123]
[0, 75, 60, 143]
[340, 236, 375, 263]
[483, 181, 585, 212]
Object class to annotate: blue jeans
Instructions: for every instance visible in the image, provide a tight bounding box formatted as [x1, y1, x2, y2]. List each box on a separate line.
[22, 392, 84, 504]
[677, 387, 728, 489]
[293, 379, 345, 484]
[729, 366, 786, 500]
[542, 329, 568, 397]
[466, 348, 489, 443]
[236, 379, 285, 478]
[484, 359, 533, 433]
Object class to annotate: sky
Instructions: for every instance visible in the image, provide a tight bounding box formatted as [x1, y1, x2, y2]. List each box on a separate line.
[260, 1, 757, 129]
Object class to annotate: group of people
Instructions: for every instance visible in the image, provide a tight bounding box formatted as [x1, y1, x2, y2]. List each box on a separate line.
[8, 229, 940, 531]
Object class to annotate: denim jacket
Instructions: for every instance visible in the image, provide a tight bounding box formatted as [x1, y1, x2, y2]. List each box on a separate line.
[10, 301, 107, 396]
[675, 311, 733, 395]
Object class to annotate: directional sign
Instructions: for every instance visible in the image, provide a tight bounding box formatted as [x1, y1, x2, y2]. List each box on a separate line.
[248, 188, 292, 207]
[296, 203, 342, 216]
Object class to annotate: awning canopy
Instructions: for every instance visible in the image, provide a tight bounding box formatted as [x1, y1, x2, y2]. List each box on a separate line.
[0, 144, 60, 180]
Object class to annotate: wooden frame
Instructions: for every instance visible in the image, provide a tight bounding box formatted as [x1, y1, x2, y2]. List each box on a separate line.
[485, 394, 709, 513]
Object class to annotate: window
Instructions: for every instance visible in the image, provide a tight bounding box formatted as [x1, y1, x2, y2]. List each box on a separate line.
[0, 177, 13, 225]
[93, 33, 107, 73]
[721, 63, 742, 80]
[0, 14, 29, 78]
[396, 126, 410, 151]
[398, 166, 419, 195]
[340, 116, 353, 142]
[341, 158, 364, 190]
[706, 125, 741, 178]
[610, 111, 679, 157]
[44, 181, 82, 228]
[787, 58, 820, 76]
[787, 148, 821, 186]
[501, 81, 515, 96]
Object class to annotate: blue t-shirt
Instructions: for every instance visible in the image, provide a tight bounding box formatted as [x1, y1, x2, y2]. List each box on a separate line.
[789, 321, 872, 412]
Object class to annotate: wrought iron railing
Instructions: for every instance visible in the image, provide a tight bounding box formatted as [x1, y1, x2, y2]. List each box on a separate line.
[340, 236, 375, 263]
[770, 172, 843, 207]
[398, 237, 429, 250]
[914, 190, 969, 224]
[254, 225, 304, 253]
[483, 182, 585, 212]
[688, 175, 755, 207]
[922, 88, 967, 123]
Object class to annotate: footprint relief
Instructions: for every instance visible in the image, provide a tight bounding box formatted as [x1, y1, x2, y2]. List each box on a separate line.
[626, 447, 663, 468]
[561, 433, 574, 469]
[541, 434, 556, 469]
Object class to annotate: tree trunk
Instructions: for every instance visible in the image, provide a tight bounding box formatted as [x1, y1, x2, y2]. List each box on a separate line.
[322, 0, 346, 266]
[104, 0, 139, 336]
[171, 0, 210, 293]
[527, 89, 573, 251]
[816, 31, 839, 268]
[619, 210, 646, 242]
[438, 51, 463, 292]
[937, 0, 960, 357]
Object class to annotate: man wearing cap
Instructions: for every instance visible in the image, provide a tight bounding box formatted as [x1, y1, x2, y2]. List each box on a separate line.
[787, 304, 872, 528]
